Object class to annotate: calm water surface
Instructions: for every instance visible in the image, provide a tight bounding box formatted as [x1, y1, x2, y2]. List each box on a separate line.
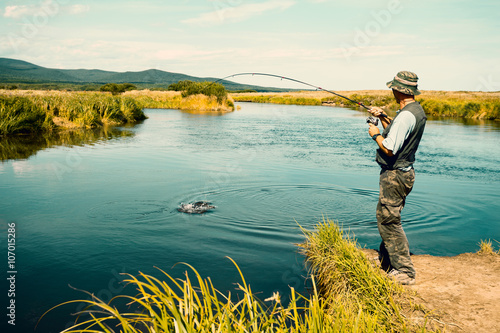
[1, 103, 499, 332]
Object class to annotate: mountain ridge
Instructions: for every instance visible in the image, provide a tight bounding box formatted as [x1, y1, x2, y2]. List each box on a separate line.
[0, 58, 288, 92]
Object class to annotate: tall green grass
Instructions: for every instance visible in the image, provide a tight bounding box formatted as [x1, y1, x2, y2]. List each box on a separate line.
[298, 220, 435, 332]
[41, 258, 328, 333]
[42, 220, 438, 332]
[1, 89, 235, 136]
[418, 98, 500, 119]
[0, 91, 147, 135]
[34, 92, 147, 127]
[0, 96, 53, 135]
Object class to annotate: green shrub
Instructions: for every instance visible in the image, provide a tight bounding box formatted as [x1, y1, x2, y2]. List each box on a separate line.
[99, 83, 137, 95]
[167, 80, 195, 91]
[179, 81, 228, 104]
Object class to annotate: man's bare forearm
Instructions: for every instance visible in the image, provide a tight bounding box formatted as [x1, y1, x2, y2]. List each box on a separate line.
[380, 116, 392, 129]
[374, 135, 394, 156]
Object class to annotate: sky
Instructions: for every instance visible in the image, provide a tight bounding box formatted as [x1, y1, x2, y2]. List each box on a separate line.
[0, 0, 499, 91]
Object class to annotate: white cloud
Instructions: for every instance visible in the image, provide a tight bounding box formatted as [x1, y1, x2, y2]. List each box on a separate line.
[183, 0, 296, 26]
[3, 2, 89, 19]
[67, 4, 90, 15]
[12, 161, 35, 176]
[3, 5, 37, 19]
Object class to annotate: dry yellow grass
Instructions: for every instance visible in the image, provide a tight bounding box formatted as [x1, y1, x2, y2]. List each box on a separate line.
[124, 90, 234, 112]
[231, 90, 500, 101]
[179, 94, 234, 112]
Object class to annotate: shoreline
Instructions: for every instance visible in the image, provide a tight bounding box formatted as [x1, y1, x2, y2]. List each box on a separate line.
[362, 248, 500, 332]
[301, 220, 500, 332]
[1, 89, 498, 136]
[231, 90, 500, 120]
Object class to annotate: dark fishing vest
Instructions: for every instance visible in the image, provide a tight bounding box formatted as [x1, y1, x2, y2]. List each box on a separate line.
[376, 101, 427, 170]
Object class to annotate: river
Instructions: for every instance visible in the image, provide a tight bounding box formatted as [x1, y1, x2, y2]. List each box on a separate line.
[1, 102, 499, 332]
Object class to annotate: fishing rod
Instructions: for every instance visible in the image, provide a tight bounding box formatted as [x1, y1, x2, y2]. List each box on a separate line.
[207, 72, 387, 119]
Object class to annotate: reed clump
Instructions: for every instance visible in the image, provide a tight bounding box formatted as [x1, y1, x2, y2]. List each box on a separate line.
[0, 90, 147, 135]
[0, 89, 235, 136]
[43, 220, 437, 332]
[0, 95, 53, 135]
[298, 219, 437, 332]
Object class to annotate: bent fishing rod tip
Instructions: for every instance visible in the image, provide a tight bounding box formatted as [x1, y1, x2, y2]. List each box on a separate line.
[210, 72, 389, 118]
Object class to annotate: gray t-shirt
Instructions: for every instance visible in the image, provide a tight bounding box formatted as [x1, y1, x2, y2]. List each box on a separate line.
[382, 110, 416, 154]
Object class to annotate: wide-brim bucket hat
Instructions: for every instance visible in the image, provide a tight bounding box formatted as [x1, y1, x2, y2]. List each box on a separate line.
[386, 71, 421, 96]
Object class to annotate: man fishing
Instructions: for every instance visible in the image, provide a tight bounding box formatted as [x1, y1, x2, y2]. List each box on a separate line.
[368, 71, 427, 285]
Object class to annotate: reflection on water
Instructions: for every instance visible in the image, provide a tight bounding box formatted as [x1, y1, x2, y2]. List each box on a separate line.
[179, 109, 229, 116]
[0, 126, 135, 161]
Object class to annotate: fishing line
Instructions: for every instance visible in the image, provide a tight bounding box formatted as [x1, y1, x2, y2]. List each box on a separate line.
[207, 72, 387, 117]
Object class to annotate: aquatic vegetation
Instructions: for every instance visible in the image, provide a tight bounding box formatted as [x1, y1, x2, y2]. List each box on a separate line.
[0, 89, 234, 136]
[0, 90, 147, 135]
[0, 96, 52, 135]
[232, 91, 500, 120]
[298, 220, 435, 332]
[42, 220, 438, 332]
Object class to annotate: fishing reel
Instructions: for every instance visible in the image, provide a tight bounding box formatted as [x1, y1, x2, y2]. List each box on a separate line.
[366, 116, 379, 126]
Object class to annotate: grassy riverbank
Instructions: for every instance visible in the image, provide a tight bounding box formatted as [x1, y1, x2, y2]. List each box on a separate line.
[0, 90, 234, 136]
[44, 220, 439, 333]
[231, 90, 500, 120]
[123, 89, 235, 113]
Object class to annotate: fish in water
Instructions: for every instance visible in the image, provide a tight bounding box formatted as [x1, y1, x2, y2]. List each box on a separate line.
[177, 201, 216, 214]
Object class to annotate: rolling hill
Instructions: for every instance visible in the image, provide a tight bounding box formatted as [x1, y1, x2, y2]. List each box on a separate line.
[0, 58, 287, 92]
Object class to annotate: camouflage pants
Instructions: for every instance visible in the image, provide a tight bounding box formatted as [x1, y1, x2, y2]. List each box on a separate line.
[377, 168, 416, 278]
